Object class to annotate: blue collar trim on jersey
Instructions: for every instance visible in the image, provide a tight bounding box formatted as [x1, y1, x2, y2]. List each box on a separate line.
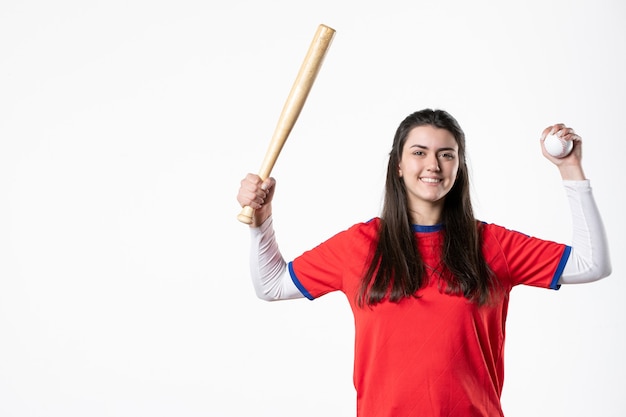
[411, 224, 444, 233]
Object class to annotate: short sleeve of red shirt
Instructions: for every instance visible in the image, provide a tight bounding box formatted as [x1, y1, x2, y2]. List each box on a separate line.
[288, 220, 378, 300]
[481, 223, 571, 290]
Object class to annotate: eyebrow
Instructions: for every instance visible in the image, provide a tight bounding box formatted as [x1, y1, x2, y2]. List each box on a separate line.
[409, 144, 457, 152]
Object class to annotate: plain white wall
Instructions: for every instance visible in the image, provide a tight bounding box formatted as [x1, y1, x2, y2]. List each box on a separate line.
[1, 0, 624, 416]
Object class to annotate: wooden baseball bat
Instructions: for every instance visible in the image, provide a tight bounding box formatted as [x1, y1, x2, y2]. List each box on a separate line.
[237, 24, 336, 224]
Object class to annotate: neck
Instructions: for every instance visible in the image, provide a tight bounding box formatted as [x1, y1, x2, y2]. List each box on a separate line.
[408, 206, 443, 226]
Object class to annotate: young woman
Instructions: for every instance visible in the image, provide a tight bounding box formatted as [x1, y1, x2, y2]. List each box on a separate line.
[236, 109, 611, 417]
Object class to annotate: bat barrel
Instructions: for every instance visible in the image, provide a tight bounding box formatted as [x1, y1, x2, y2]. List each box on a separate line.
[237, 24, 335, 225]
[257, 24, 335, 180]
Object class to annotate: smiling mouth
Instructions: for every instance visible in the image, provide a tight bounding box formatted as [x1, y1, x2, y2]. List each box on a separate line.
[420, 177, 442, 183]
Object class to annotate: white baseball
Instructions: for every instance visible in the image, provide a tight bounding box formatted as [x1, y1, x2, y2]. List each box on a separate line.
[544, 134, 573, 158]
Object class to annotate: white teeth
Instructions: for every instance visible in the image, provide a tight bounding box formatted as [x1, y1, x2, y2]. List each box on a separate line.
[421, 178, 441, 183]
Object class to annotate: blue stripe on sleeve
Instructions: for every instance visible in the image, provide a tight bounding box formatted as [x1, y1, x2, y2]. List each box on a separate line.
[550, 245, 572, 290]
[288, 261, 315, 300]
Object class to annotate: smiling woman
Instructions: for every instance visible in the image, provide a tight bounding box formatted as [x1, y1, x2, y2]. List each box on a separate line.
[359, 110, 491, 308]
[236, 108, 612, 417]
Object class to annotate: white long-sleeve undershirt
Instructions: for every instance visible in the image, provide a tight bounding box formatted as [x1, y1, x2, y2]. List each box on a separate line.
[249, 216, 303, 300]
[559, 180, 612, 283]
[248, 180, 611, 301]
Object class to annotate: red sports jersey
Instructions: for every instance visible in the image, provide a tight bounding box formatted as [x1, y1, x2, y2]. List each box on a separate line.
[289, 218, 570, 417]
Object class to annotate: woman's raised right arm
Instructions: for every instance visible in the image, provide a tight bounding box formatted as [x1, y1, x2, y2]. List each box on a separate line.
[237, 174, 303, 301]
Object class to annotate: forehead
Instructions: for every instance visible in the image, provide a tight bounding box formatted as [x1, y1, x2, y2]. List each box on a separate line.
[404, 125, 458, 150]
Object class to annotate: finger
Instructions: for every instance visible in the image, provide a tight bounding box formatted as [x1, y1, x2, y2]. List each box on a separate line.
[243, 173, 263, 187]
[551, 123, 567, 136]
[239, 190, 266, 209]
[240, 175, 265, 195]
[562, 130, 581, 142]
[540, 127, 550, 141]
[237, 188, 260, 208]
[540, 124, 562, 140]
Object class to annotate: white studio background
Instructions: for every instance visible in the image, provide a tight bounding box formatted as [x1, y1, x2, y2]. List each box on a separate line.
[1, 0, 624, 416]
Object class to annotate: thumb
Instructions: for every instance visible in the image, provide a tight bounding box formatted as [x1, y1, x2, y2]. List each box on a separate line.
[261, 177, 276, 192]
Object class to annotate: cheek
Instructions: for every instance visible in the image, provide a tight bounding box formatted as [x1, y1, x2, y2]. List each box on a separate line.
[397, 159, 409, 176]
[452, 162, 460, 179]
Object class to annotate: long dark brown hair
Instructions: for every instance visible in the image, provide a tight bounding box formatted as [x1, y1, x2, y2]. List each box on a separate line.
[357, 109, 496, 307]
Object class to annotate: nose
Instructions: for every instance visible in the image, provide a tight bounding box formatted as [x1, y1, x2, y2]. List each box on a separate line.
[427, 154, 440, 171]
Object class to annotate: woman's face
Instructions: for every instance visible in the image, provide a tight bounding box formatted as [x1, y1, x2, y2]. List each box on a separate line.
[398, 125, 460, 222]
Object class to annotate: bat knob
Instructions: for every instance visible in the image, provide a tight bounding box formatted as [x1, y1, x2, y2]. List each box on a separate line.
[237, 206, 254, 225]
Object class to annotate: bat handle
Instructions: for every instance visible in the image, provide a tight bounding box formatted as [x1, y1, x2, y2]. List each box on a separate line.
[237, 206, 255, 225]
